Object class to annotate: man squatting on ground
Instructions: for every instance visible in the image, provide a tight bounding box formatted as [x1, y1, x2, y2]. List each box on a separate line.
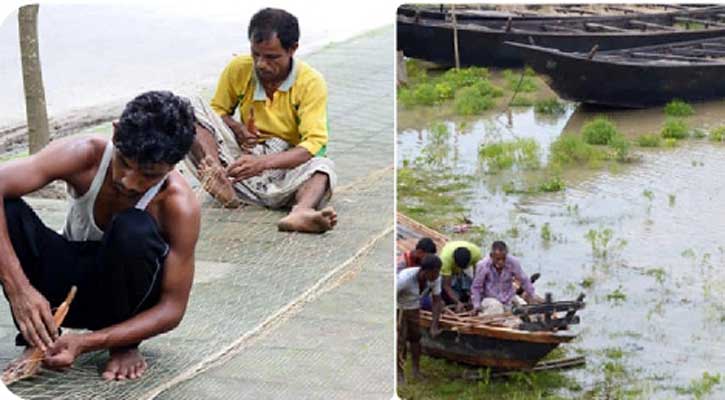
[471, 241, 542, 316]
[0, 91, 200, 381]
[396, 254, 443, 383]
[438, 240, 481, 313]
[188, 8, 338, 234]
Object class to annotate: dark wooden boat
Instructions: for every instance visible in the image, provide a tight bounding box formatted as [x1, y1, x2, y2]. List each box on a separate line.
[398, 3, 714, 22]
[509, 37, 725, 108]
[397, 5, 725, 67]
[397, 213, 584, 369]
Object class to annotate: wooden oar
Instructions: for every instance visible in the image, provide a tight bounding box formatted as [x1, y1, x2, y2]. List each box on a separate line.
[2, 286, 77, 385]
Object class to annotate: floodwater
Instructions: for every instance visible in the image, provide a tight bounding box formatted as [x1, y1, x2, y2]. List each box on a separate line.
[398, 93, 725, 398]
[0, 2, 389, 127]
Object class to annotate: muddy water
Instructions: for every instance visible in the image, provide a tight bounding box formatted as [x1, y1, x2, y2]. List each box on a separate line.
[398, 101, 725, 398]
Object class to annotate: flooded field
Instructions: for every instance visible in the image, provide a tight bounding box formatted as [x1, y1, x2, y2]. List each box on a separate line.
[398, 64, 725, 399]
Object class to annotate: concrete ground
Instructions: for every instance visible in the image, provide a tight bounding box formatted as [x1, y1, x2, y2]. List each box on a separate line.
[2, 26, 394, 400]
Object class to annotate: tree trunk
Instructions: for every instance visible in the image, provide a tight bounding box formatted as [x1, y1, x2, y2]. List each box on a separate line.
[18, 4, 49, 154]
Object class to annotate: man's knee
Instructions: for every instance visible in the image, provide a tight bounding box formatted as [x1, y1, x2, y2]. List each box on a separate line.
[104, 209, 165, 257]
[3, 198, 30, 222]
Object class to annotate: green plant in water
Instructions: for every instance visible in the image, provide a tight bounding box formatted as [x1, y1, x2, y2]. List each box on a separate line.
[645, 267, 666, 285]
[608, 134, 631, 162]
[636, 133, 661, 147]
[478, 138, 540, 171]
[676, 372, 721, 400]
[668, 194, 676, 207]
[503, 68, 538, 92]
[710, 126, 725, 142]
[663, 137, 678, 147]
[661, 118, 690, 139]
[581, 276, 595, 288]
[509, 95, 534, 107]
[454, 87, 495, 115]
[398, 82, 439, 107]
[540, 222, 552, 242]
[440, 66, 490, 89]
[550, 135, 605, 165]
[534, 98, 567, 115]
[582, 116, 619, 145]
[663, 99, 695, 117]
[642, 189, 654, 202]
[585, 227, 626, 259]
[606, 286, 627, 304]
[538, 176, 565, 192]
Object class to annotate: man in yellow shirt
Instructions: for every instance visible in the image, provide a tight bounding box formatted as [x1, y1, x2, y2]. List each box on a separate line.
[439, 240, 482, 312]
[186, 8, 337, 233]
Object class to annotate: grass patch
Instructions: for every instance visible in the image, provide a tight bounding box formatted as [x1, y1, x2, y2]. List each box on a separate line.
[710, 126, 725, 142]
[503, 68, 538, 93]
[478, 138, 540, 171]
[509, 95, 534, 107]
[636, 133, 661, 147]
[676, 372, 721, 400]
[550, 135, 606, 165]
[663, 99, 694, 117]
[606, 286, 627, 304]
[399, 65, 501, 110]
[534, 98, 567, 115]
[582, 116, 619, 145]
[538, 176, 565, 192]
[661, 118, 689, 139]
[399, 355, 582, 400]
[540, 222, 552, 242]
[608, 134, 631, 162]
[453, 81, 503, 115]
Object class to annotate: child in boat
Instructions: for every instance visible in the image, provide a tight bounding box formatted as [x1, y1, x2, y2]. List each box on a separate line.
[471, 241, 541, 316]
[396, 254, 443, 383]
[396, 237, 437, 272]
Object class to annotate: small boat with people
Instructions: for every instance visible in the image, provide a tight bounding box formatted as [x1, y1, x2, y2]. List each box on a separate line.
[397, 213, 585, 369]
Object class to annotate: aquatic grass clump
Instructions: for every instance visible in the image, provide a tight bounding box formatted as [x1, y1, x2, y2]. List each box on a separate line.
[509, 96, 534, 107]
[663, 99, 695, 117]
[538, 176, 565, 192]
[534, 98, 567, 115]
[660, 118, 690, 139]
[550, 135, 604, 165]
[454, 87, 495, 115]
[582, 116, 619, 145]
[676, 372, 721, 400]
[398, 82, 439, 107]
[710, 126, 725, 142]
[585, 227, 627, 259]
[605, 286, 627, 304]
[636, 133, 661, 147]
[503, 68, 538, 93]
[608, 134, 631, 162]
[440, 66, 490, 89]
[478, 138, 540, 171]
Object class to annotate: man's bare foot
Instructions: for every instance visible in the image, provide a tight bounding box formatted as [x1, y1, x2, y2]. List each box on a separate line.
[102, 347, 147, 381]
[321, 206, 338, 228]
[277, 206, 336, 233]
[199, 157, 240, 208]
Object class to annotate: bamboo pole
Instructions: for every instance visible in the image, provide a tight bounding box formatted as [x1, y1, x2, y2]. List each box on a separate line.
[451, 4, 460, 69]
[18, 4, 50, 154]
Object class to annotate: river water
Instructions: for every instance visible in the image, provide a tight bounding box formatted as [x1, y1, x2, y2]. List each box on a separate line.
[398, 82, 725, 398]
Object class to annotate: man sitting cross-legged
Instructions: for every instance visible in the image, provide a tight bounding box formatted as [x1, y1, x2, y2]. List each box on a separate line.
[187, 8, 337, 234]
[0, 91, 201, 381]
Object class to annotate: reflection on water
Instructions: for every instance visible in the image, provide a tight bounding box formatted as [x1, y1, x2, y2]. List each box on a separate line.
[398, 100, 725, 397]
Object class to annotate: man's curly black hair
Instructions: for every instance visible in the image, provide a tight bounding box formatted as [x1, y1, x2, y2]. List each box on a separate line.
[114, 91, 195, 165]
[248, 8, 299, 50]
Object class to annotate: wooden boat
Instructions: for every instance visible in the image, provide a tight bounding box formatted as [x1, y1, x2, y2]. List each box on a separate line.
[397, 5, 725, 67]
[397, 213, 584, 369]
[398, 3, 714, 22]
[508, 37, 725, 108]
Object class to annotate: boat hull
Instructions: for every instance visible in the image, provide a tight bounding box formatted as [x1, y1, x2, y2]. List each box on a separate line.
[397, 16, 725, 67]
[512, 42, 725, 107]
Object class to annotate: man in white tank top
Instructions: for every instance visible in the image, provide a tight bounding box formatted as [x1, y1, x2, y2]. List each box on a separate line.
[0, 91, 201, 382]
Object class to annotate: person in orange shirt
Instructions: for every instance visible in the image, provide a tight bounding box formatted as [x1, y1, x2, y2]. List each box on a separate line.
[187, 8, 337, 234]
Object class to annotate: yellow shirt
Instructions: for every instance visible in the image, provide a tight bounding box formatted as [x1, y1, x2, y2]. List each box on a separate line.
[210, 55, 328, 156]
[440, 241, 482, 277]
